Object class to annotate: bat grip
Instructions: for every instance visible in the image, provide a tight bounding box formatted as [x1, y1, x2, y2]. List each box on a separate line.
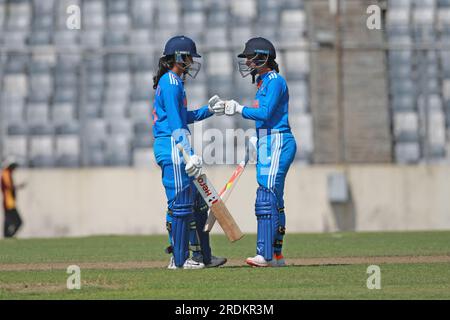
[176, 143, 191, 163]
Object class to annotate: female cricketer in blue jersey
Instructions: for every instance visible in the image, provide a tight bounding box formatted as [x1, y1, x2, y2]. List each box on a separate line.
[225, 37, 297, 267]
[152, 36, 227, 269]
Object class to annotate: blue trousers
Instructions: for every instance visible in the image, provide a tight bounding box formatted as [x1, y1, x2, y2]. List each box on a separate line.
[256, 132, 297, 256]
[257, 132, 297, 208]
[154, 136, 212, 265]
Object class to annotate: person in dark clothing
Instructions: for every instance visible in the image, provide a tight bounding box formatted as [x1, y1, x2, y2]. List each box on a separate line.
[1, 159, 25, 238]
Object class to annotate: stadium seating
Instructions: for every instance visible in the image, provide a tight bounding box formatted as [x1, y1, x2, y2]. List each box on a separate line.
[7, 0, 429, 167]
[387, 0, 450, 163]
[3, 1, 449, 166]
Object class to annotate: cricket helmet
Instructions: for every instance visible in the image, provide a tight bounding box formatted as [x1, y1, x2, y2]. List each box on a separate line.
[163, 35, 201, 58]
[162, 35, 202, 79]
[237, 37, 277, 79]
[237, 37, 276, 59]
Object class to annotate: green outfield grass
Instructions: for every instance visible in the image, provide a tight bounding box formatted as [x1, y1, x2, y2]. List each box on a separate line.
[0, 231, 449, 299]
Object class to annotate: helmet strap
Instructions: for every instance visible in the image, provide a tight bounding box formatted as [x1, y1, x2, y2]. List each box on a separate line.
[251, 69, 258, 84]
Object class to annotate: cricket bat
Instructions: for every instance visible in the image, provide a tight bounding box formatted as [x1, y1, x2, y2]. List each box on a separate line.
[204, 140, 251, 232]
[176, 144, 244, 242]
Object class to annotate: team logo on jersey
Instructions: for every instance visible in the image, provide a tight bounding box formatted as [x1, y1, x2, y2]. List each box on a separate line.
[152, 107, 158, 124]
[251, 99, 259, 108]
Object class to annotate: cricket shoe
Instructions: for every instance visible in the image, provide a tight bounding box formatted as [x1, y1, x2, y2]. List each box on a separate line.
[167, 256, 176, 269]
[271, 254, 286, 267]
[245, 255, 271, 267]
[207, 256, 227, 268]
[192, 254, 228, 268]
[182, 258, 205, 269]
[167, 257, 205, 269]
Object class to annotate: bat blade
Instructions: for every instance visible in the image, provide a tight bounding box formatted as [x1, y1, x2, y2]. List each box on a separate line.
[204, 160, 247, 232]
[176, 143, 244, 242]
[192, 174, 243, 242]
[204, 140, 252, 232]
[209, 200, 244, 242]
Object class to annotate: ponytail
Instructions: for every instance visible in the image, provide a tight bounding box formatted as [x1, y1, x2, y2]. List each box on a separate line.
[153, 55, 174, 89]
[268, 58, 279, 73]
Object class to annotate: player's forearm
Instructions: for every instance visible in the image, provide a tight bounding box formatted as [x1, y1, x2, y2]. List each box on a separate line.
[187, 105, 214, 124]
[242, 107, 270, 121]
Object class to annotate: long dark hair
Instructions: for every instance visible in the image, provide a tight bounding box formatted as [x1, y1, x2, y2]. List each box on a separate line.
[153, 55, 174, 89]
[268, 58, 279, 73]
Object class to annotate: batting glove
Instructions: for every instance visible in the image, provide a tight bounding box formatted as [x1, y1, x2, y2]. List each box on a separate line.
[208, 95, 225, 116]
[225, 100, 244, 116]
[185, 154, 203, 179]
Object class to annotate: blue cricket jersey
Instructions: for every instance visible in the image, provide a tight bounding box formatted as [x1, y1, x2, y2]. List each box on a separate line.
[152, 71, 212, 155]
[242, 71, 291, 136]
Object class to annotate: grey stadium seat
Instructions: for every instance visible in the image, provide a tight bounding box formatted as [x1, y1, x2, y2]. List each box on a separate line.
[182, 11, 205, 32]
[106, 54, 130, 72]
[3, 124, 28, 166]
[32, 0, 55, 15]
[106, 135, 131, 166]
[393, 111, 419, 142]
[129, 30, 152, 45]
[104, 31, 128, 46]
[102, 103, 127, 120]
[131, 0, 154, 29]
[29, 124, 55, 167]
[55, 122, 81, 167]
[3, 94, 25, 122]
[81, 103, 101, 118]
[106, 0, 128, 15]
[81, 30, 103, 48]
[53, 31, 80, 47]
[129, 101, 151, 121]
[26, 102, 49, 126]
[109, 119, 133, 138]
[392, 94, 416, 111]
[85, 145, 107, 167]
[130, 54, 154, 72]
[53, 88, 77, 104]
[52, 102, 76, 126]
[28, 31, 51, 45]
[395, 142, 421, 164]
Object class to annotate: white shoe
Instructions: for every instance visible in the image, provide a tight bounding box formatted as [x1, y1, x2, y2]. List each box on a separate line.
[167, 256, 177, 269]
[183, 258, 205, 269]
[245, 255, 270, 267]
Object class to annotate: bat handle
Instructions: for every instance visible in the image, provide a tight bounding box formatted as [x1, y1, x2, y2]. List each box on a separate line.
[176, 143, 191, 163]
